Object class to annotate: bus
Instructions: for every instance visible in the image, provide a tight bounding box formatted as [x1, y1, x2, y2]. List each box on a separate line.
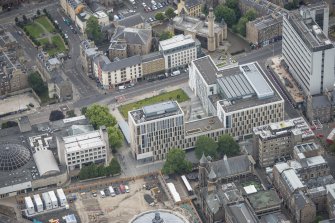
[181, 175, 193, 195]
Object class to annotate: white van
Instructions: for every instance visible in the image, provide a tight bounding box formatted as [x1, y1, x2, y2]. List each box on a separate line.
[125, 185, 130, 193]
[100, 190, 105, 198]
[108, 186, 116, 197]
[119, 85, 126, 90]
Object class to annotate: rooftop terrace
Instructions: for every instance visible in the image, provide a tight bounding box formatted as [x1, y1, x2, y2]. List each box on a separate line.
[247, 190, 281, 212]
[185, 116, 223, 136]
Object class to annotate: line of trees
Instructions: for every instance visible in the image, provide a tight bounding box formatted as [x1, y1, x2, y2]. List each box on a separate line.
[78, 158, 121, 180]
[162, 148, 192, 175]
[195, 134, 240, 160]
[84, 104, 124, 152]
[213, 0, 257, 36]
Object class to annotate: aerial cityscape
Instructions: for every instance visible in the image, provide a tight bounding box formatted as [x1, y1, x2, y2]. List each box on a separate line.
[0, 0, 335, 222]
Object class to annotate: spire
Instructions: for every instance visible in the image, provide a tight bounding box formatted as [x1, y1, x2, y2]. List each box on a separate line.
[208, 167, 217, 181]
[200, 153, 208, 166]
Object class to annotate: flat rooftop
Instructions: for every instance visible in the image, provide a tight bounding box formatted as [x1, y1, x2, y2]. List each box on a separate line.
[253, 116, 314, 140]
[130, 101, 183, 124]
[286, 11, 333, 52]
[159, 34, 195, 52]
[192, 56, 220, 85]
[294, 142, 319, 154]
[247, 190, 281, 211]
[185, 116, 223, 136]
[63, 131, 105, 153]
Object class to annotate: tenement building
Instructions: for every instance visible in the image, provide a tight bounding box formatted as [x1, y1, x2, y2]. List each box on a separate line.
[253, 117, 315, 167]
[282, 9, 335, 95]
[189, 56, 284, 139]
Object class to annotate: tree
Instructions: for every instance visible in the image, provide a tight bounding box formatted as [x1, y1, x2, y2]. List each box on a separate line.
[155, 12, 165, 21]
[43, 8, 47, 14]
[165, 7, 176, 20]
[22, 15, 27, 23]
[225, 0, 238, 10]
[81, 107, 87, 115]
[107, 126, 124, 151]
[85, 16, 103, 44]
[202, 4, 209, 15]
[218, 134, 240, 157]
[159, 31, 173, 41]
[234, 17, 248, 36]
[85, 104, 116, 129]
[49, 110, 65, 121]
[162, 148, 192, 175]
[214, 5, 236, 27]
[195, 136, 218, 159]
[1, 121, 18, 129]
[245, 9, 257, 21]
[15, 17, 19, 23]
[109, 158, 121, 175]
[284, 0, 299, 10]
[28, 72, 47, 95]
[37, 9, 41, 16]
[66, 110, 76, 118]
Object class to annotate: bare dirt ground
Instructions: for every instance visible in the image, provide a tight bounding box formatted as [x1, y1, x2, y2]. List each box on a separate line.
[0, 92, 40, 116]
[74, 178, 169, 223]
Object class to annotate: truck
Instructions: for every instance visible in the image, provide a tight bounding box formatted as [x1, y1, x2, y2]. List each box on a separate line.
[108, 186, 116, 197]
[48, 191, 58, 209]
[42, 192, 52, 210]
[171, 70, 180, 76]
[100, 190, 105, 198]
[25, 196, 35, 215]
[56, 188, 67, 207]
[33, 194, 43, 212]
[119, 85, 126, 90]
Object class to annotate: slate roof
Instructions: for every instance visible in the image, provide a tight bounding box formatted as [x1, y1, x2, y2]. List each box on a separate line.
[118, 13, 144, 27]
[208, 155, 251, 179]
[110, 26, 151, 45]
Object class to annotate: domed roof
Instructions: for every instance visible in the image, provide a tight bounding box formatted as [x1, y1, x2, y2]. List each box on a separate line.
[130, 210, 189, 223]
[0, 143, 31, 171]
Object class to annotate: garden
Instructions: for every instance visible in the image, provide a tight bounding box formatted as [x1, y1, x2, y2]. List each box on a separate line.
[118, 89, 189, 119]
[17, 10, 68, 57]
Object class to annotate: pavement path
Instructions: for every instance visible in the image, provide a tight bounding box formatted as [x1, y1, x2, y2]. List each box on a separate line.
[34, 20, 53, 42]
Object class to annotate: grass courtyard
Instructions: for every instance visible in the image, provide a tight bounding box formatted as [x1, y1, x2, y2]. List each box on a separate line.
[23, 15, 66, 56]
[118, 89, 189, 119]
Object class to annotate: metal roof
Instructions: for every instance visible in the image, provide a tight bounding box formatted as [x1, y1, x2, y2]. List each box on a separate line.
[33, 150, 60, 177]
[217, 73, 255, 100]
[118, 121, 131, 144]
[241, 63, 274, 99]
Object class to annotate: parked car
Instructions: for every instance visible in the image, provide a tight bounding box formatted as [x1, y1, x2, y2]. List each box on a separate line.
[64, 33, 68, 39]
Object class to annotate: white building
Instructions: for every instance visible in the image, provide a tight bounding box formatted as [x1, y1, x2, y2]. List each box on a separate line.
[189, 56, 284, 138]
[159, 34, 197, 71]
[282, 10, 335, 96]
[93, 54, 142, 89]
[56, 126, 109, 172]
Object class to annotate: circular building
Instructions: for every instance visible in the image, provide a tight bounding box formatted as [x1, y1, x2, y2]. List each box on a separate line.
[130, 210, 190, 223]
[0, 143, 31, 171]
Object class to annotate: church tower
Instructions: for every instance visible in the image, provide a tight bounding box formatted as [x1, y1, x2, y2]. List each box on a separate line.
[207, 1, 216, 52]
[199, 153, 209, 211]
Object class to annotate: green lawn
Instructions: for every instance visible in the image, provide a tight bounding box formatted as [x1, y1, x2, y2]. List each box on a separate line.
[39, 35, 66, 56]
[35, 16, 55, 32]
[119, 89, 189, 119]
[25, 22, 44, 38]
